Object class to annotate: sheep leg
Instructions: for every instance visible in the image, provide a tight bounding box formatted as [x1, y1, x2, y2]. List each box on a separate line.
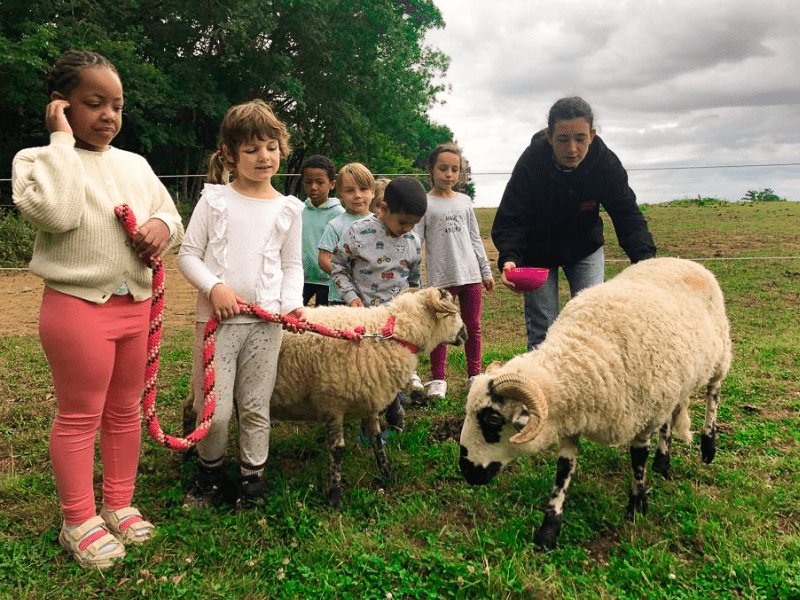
[626, 437, 650, 518]
[652, 421, 672, 478]
[361, 415, 391, 480]
[533, 435, 579, 550]
[701, 381, 722, 464]
[322, 414, 346, 507]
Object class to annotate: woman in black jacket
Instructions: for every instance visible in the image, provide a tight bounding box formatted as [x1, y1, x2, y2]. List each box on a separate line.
[492, 97, 656, 350]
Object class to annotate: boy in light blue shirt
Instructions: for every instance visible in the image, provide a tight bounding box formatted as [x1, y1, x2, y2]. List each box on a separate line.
[301, 155, 343, 306]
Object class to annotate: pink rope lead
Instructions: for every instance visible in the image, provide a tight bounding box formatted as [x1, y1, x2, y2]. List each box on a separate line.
[114, 204, 373, 451]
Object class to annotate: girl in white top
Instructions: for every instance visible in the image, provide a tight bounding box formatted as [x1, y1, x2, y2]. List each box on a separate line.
[178, 100, 304, 512]
[415, 143, 494, 400]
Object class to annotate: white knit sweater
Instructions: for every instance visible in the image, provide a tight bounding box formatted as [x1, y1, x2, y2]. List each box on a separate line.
[12, 132, 184, 303]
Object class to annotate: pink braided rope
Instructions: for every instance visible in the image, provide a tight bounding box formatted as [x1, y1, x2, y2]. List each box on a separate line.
[114, 204, 370, 451]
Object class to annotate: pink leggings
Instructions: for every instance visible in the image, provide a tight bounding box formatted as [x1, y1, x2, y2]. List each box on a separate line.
[430, 283, 483, 379]
[39, 287, 149, 525]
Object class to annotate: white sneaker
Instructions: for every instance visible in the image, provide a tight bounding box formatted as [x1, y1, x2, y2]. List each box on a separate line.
[425, 379, 447, 400]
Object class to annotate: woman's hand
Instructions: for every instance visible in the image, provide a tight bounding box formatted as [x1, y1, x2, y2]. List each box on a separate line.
[500, 262, 524, 294]
[209, 284, 243, 321]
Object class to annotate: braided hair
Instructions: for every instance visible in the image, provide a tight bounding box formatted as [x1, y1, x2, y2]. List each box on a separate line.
[47, 50, 119, 97]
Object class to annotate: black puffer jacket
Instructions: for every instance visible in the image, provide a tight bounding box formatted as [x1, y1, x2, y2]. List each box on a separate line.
[492, 130, 656, 270]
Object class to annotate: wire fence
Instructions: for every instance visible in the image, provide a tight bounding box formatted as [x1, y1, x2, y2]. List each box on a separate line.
[3, 161, 800, 184]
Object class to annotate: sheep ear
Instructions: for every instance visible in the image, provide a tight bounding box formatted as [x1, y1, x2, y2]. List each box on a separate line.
[425, 287, 458, 315]
[489, 374, 548, 444]
[485, 361, 503, 375]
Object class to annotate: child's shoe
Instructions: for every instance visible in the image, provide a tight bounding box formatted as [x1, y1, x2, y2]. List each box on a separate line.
[182, 463, 224, 509]
[466, 375, 478, 393]
[100, 506, 154, 545]
[409, 372, 426, 404]
[59, 515, 126, 569]
[235, 473, 268, 514]
[424, 379, 447, 401]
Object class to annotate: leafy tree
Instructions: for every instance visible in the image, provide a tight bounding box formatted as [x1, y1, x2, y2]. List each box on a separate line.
[0, 0, 461, 204]
[742, 188, 786, 202]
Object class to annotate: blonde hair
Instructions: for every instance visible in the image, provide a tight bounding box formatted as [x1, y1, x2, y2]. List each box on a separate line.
[370, 177, 391, 213]
[425, 142, 467, 189]
[335, 162, 375, 197]
[207, 99, 292, 184]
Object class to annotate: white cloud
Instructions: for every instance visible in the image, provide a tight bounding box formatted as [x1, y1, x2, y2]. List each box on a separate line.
[424, 0, 800, 206]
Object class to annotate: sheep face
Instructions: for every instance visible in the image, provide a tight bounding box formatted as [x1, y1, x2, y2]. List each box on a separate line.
[459, 373, 547, 485]
[414, 287, 468, 351]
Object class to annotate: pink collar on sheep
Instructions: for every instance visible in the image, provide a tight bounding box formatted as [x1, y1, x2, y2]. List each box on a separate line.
[358, 315, 418, 353]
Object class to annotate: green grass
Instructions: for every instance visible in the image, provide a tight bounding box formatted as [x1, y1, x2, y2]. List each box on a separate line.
[2, 201, 800, 599]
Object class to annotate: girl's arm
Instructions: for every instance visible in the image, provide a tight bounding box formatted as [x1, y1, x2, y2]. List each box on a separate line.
[279, 206, 305, 314]
[177, 197, 223, 296]
[12, 132, 87, 233]
[466, 204, 494, 290]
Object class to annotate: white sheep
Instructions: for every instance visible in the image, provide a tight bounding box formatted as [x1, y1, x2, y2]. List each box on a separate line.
[459, 257, 732, 548]
[186, 287, 467, 506]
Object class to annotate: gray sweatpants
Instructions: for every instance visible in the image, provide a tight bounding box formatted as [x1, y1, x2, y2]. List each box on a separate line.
[192, 321, 282, 470]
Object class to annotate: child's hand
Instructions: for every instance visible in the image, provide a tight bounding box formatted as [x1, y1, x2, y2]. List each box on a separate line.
[132, 218, 170, 258]
[209, 284, 243, 321]
[349, 299, 364, 307]
[46, 99, 72, 136]
[282, 308, 306, 333]
[482, 278, 495, 293]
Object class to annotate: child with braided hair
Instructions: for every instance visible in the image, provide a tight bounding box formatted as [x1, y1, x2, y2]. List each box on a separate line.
[12, 49, 184, 568]
[178, 99, 305, 513]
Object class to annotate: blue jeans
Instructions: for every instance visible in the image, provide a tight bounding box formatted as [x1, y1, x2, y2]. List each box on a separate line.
[523, 247, 605, 350]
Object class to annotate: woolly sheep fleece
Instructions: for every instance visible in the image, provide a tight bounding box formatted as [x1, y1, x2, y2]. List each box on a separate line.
[468, 257, 732, 454]
[271, 287, 464, 422]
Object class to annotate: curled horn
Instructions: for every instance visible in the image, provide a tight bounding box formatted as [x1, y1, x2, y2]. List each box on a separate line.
[427, 287, 458, 315]
[490, 374, 549, 444]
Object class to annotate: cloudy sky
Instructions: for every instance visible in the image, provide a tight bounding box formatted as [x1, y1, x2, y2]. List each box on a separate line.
[423, 0, 800, 207]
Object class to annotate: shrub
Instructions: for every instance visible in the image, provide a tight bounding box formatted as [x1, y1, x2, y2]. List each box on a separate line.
[742, 188, 786, 202]
[0, 209, 35, 267]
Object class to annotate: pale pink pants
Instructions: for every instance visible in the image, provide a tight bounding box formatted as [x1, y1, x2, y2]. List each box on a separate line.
[39, 287, 149, 525]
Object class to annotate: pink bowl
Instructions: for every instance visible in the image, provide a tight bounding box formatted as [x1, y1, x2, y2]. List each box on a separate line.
[505, 267, 549, 292]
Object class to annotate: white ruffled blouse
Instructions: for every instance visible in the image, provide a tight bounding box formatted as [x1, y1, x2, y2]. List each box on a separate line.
[178, 183, 304, 323]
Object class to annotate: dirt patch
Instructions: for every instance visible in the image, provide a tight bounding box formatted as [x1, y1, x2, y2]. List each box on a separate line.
[427, 415, 464, 444]
[0, 252, 199, 337]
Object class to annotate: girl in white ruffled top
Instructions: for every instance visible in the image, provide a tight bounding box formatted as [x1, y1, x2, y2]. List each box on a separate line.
[178, 100, 305, 512]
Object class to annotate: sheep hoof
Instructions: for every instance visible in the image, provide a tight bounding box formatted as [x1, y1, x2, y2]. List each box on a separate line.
[701, 427, 717, 464]
[327, 486, 343, 508]
[626, 492, 648, 519]
[652, 450, 670, 478]
[533, 510, 562, 550]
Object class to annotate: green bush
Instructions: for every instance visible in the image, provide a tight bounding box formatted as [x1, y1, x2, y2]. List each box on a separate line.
[742, 188, 786, 202]
[0, 209, 35, 267]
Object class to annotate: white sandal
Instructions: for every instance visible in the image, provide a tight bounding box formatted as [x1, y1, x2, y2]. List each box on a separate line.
[100, 506, 155, 545]
[59, 516, 126, 569]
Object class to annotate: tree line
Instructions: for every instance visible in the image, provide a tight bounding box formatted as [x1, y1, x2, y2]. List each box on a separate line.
[0, 0, 462, 205]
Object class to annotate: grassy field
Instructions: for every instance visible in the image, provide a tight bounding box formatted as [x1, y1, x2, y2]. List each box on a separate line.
[1, 201, 799, 599]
